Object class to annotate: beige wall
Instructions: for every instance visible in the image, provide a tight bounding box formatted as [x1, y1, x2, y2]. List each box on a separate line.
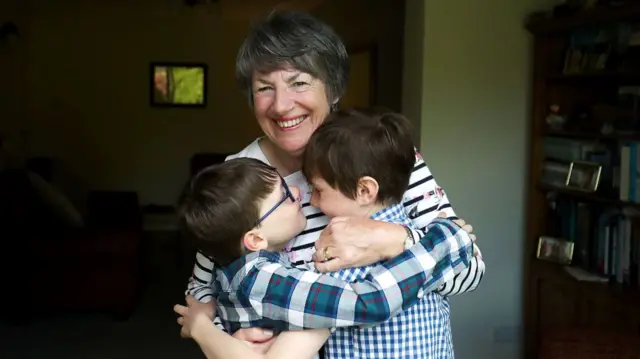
[18, 0, 402, 209]
[403, 0, 557, 358]
[0, 0, 27, 134]
[25, 2, 260, 207]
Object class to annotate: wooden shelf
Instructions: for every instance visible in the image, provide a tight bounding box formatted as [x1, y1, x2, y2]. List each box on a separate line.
[539, 185, 640, 210]
[544, 130, 640, 141]
[545, 72, 640, 85]
[534, 261, 640, 306]
[526, 4, 640, 34]
[525, 6, 640, 358]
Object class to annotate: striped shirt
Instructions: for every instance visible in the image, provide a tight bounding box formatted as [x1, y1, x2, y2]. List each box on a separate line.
[186, 138, 485, 329]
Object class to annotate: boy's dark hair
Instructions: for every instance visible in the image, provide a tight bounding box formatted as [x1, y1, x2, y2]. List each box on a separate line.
[177, 158, 279, 267]
[302, 108, 416, 205]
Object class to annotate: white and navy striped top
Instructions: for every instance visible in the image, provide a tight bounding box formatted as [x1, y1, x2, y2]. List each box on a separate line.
[186, 138, 485, 326]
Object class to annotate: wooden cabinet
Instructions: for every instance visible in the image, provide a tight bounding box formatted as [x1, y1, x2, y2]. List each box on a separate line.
[524, 4, 640, 357]
[528, 262, 640, 358]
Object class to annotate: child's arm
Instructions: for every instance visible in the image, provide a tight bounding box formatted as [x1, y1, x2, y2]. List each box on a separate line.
[402, 148, 485, 295]
[190, 313, 329, 359]
[184, 250, 230, 335]
[406, 227, 483, 297]
[226, 218, 473, 331]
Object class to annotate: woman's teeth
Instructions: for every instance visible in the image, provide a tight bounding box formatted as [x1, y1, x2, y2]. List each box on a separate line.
[277, 116, 306, 128]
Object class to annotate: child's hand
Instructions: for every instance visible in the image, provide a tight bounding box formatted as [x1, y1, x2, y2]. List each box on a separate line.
[173, 295, 215, 339]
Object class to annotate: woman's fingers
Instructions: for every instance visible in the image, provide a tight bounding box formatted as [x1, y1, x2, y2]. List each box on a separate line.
[313, 246, 356, 272]
[329, 216, 349, 225]
[314, 257, 344, 273]
[452, 218, 465, 227]
[452, 218, 473, 234]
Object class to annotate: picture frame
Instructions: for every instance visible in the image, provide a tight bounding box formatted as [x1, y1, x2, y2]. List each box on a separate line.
[566, 161, 602, 192]
[150, 62, 207, 108]
[540, 160, 572, 189]
[536, 236, 574, 265]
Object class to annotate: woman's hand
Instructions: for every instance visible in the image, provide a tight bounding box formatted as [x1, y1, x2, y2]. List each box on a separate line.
[312, 212, 478, 272]
[312, 216, 406, 272]
[174, 295, 215, 339]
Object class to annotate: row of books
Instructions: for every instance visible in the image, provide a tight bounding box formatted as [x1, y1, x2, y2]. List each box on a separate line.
[552, 199, 640, 286]
[542, 137, 640, 202]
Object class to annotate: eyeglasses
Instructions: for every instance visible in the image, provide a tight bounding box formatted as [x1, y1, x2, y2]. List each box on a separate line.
[256, 176, 295, 225]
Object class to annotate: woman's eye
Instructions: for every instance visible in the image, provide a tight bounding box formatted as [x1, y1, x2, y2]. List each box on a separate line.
[255, 86, 272, 93]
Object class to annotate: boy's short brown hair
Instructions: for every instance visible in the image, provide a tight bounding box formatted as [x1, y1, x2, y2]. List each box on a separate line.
[302, 108, 416, 205]
[177, 158, 279, 267]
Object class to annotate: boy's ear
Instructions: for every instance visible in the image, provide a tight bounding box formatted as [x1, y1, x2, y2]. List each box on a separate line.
[356, 176, 379, 205]
[242, 229, 268, 252]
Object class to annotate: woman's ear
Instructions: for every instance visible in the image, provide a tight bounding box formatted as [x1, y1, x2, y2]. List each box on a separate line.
[330, 97, 340, 112]
[356, 176, 379, 205]
[242, 229, 268, 252]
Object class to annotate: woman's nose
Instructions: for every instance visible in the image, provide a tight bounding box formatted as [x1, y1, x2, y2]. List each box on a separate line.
[272, 87, 295, 115]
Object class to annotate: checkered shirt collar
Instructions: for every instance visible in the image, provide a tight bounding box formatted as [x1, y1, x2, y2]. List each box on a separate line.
[369, 203, 409, 225]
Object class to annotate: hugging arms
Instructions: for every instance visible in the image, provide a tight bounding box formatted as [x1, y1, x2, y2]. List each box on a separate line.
[177, 217, 477, 359]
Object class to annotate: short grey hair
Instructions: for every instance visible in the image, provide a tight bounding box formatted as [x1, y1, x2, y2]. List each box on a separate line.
[235, 11, 349, 106]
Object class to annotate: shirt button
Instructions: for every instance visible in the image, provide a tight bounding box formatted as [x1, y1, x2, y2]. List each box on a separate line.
[417, 288, 424, 299]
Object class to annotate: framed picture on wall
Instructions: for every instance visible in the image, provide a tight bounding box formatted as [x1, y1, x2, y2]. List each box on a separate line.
[150, 62, 207, 108]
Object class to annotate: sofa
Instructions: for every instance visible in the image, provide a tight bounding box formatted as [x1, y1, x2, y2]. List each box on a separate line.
[0, 167, 143, 322]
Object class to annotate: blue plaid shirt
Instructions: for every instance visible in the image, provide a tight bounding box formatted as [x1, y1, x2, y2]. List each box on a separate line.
[325, 204, 454, 359]
[212, 214, 474, 334]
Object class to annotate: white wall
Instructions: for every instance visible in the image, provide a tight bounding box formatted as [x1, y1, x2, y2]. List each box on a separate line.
[403, 0, 557, 358]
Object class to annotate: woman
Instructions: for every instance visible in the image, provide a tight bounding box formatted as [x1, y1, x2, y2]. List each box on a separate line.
[181, 11, 485, 352]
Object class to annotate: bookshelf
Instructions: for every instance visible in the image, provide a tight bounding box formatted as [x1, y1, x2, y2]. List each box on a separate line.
[525, 4, 640, 359]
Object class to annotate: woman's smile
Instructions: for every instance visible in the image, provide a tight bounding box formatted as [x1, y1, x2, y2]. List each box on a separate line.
[275, 115, 308, 131]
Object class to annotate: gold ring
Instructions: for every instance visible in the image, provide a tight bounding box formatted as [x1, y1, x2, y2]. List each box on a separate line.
[323, 247, 332, 261]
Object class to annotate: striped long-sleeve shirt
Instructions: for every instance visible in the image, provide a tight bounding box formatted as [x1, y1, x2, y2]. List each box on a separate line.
[186, 139, 485, 326]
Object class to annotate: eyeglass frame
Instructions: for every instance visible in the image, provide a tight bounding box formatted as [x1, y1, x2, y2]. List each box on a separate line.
[255, 175, 295, 226]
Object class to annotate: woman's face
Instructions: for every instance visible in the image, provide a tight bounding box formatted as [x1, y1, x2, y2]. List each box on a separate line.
[252, 69, 332, 156]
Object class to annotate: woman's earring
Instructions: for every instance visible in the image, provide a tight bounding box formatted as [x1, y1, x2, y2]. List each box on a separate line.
[330, 102, 339, 112]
